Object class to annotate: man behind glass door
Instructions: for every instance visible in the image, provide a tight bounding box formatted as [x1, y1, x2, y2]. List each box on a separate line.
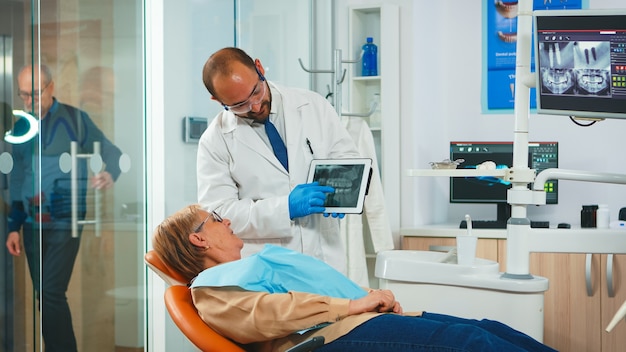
[5, 64, 123, 352]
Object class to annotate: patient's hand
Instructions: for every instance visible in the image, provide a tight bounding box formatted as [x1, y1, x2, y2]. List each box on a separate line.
[349, 289, 403, 315]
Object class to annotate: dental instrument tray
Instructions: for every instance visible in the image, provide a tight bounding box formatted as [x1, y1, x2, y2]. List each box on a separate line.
[306, 158, 373, 214]
[429, 158, 464, 170]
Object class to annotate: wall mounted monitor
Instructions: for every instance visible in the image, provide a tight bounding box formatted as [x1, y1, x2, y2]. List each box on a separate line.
[450, 141, 558, 223]
[534, 9, 626, 119]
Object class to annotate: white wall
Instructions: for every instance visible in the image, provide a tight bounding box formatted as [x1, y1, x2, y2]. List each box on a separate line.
[161, 0, 313, 218]
[156, 0, 314, 348]
[403, 0, 626, 230]
[161, 0, 234, 218]
[159, 1, 234, 350]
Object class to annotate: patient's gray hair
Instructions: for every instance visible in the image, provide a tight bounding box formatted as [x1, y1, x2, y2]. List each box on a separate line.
[152, 204, 206, 283]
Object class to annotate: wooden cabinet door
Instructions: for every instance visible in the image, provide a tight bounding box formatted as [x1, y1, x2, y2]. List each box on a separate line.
[408, 237, 624, 351]
[601, 254, 626, 352]
[529, 253, 601, 352]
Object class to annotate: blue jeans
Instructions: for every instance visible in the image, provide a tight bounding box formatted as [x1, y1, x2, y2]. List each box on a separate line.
[317, 312, 557, 352]
[23, 222, 81, 352]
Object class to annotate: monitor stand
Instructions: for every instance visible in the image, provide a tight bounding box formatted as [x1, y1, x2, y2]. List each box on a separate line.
[496, 203, 512, 224]
[497, 203, 550, 228]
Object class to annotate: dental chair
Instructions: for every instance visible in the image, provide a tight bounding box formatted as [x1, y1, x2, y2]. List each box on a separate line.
[144, 250, 324, 352]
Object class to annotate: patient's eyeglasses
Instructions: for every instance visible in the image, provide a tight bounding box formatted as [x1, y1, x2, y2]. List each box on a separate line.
[194, 210, 223, 233]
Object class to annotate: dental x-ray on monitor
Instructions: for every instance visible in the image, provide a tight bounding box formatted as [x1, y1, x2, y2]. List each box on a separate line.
[534, 9, 626, 120]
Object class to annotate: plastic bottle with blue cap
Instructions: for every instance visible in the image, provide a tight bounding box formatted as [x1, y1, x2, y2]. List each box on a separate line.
[361, 37, 378, 76]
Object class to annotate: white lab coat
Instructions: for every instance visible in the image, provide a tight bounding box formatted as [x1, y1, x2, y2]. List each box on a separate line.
[197, 82, 360, 274]
[341, 116, 395, 286]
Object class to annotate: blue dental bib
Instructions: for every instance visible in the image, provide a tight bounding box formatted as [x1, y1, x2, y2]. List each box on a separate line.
[191, 244, 366, 300]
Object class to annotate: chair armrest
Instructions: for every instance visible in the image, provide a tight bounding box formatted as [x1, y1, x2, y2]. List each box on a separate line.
[285, 336, 325, 352]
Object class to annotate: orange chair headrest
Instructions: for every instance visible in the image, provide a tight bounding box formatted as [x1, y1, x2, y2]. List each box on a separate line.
[144, 250, 188, 286]
[146, 250, 246, 352]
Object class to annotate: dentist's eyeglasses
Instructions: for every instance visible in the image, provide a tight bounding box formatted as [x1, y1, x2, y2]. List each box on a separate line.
[221, 68, 267, 114]
[194, 210, 223, 233]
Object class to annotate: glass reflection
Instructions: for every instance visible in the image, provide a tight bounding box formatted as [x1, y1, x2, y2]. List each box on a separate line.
[1, 1, 144, 351]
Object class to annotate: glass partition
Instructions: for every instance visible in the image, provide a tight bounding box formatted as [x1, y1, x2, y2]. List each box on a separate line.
[1, 0, 323, 350]
[0, 0, 145, 351]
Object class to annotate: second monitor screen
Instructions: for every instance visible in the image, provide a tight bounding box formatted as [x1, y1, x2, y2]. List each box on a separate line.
[450, 142, 558, 205]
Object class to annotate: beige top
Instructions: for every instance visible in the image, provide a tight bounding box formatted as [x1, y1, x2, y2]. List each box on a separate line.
[192, 287, 420, 352]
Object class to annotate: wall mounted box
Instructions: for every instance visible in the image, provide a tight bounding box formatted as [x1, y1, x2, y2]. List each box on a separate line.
[183, 116, 208, 143]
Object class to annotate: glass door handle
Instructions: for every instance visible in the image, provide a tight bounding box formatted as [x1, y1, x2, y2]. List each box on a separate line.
[70, 141, 102, 238]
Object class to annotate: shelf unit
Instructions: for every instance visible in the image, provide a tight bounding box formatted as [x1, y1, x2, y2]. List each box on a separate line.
[347, 4, 399, 231]
[346, 4, 399, 288]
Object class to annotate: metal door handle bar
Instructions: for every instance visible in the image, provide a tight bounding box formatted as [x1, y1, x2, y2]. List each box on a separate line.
[586, 253, 593, 297]
[71, 141, 101, 238]
[607, 254, 615, 298]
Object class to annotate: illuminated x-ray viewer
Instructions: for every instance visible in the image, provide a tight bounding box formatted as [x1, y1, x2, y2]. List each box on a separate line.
[534, 9, 626, 120]
[306, 158, 372, 214]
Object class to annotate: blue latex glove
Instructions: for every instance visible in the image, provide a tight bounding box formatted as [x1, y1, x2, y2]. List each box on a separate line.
[289, 182, 335, 219]
[324, 212, 345, 219]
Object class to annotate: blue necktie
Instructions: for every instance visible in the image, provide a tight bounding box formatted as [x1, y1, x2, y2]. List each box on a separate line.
[264, 118, 288, 171]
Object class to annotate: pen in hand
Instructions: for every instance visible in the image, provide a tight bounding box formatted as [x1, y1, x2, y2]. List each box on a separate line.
[306, 138, 314, 155]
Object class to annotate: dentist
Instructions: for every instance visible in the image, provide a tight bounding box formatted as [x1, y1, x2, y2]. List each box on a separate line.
[197, 47, 359, 274]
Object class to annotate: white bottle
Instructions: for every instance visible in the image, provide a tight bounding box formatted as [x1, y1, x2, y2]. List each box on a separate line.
[368, 93, 381, 128]
[457, 214, 477, 266]
[597, 204, 610, 229]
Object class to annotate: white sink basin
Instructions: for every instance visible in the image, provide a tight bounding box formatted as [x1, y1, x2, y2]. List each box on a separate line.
[375, 250, 498, 282]
[375, 250, 549, 342]
[375, 250, 547, 293]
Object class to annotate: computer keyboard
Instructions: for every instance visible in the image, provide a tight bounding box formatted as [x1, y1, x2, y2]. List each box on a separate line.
[459, 220, 550, 229]
[459, 220, 506, 229]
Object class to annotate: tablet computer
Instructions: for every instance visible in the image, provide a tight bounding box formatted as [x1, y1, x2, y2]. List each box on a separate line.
[306, 158, 373, 214]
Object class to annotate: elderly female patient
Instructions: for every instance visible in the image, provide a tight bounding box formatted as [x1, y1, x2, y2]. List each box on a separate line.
[152, 204, 556, 352]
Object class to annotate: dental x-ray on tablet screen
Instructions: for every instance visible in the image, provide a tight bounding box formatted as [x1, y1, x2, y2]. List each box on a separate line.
[306, 158, 373, 214]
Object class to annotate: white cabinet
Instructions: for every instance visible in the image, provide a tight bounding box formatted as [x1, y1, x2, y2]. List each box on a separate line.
[347, 4, 400, 231]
